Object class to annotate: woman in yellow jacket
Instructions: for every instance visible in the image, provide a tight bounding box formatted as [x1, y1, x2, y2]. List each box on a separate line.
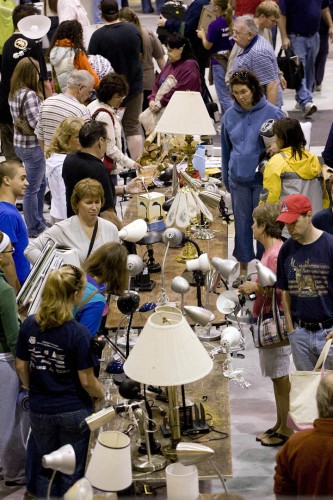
[261, 117, 329, 215]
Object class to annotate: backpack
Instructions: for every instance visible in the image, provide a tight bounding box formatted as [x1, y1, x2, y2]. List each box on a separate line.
[157, 0, 187, 44]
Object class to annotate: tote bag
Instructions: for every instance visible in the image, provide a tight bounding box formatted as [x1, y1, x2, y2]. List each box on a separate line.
[289, 339, 333, 430]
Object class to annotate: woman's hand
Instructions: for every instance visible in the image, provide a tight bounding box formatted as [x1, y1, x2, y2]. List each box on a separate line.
[266, 141, 280, 157]
[149, 100, 162, 113]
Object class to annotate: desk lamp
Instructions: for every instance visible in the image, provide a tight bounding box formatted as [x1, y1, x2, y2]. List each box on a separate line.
[42, 444, 76, 499]
[154, 91, 216, 177]
[211, 257, 240, 291]
[136, 231, 162, 274]
[176, 442, 228, 494]
[118, 219, 148, 243]
[183, 305, 220, 341]
[124, 307, 213, 459]
[159, 228, 185, 304]
[171, 276, 190, 314]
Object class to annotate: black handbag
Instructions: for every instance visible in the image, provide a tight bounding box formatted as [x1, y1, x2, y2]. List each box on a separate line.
[157, 0, 187, 44]
[277, 47, 304, 91]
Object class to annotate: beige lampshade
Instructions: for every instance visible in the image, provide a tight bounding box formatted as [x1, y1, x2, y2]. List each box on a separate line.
[124, 310, 213, 386]
[154, 91, 216, 136]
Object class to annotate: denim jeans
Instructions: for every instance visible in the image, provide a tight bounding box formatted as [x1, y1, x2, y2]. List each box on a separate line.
[229, 178, 263, 262]
[29, 407, 93, 498]
[289, 33, 320, 108]
[212, 64, 233, 116]
[14, 145, 47, 237]
[288, 326, 333, 371]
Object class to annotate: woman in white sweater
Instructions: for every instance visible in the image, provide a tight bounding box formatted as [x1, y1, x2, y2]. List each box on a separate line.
[25, 179, 119, 265]
[87, 74, 141, 186]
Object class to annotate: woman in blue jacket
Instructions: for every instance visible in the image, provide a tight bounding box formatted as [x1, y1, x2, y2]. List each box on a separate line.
[221, 70, 285, 286]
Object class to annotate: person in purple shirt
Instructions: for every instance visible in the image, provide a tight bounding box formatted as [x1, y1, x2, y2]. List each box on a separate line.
[197, 0, 234, 115]
[148, 34, 201, 114]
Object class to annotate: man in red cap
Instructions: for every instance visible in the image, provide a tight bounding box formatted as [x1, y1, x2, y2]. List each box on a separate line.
[276, 194, 333, 370]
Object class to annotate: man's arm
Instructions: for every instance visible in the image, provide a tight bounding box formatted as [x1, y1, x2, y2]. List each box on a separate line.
[322, 6, 333, 42]
[278, 14, 290, 48]
[281, 290, 294, 333]
[265, 80, 278, 105]
[100, 208, 122, 229]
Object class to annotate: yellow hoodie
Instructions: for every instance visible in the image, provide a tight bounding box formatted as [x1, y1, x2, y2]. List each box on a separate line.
[262, 147, 329, 211]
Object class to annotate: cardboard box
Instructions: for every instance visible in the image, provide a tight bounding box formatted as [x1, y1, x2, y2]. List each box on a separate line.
[198, 5, 217, 33]
[137, 192, 166, 224]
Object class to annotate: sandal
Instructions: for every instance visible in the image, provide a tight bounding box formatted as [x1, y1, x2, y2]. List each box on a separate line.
[232, 275, 247, 288]
[256, 428, 275, 442]
[261, 432, 289, 447]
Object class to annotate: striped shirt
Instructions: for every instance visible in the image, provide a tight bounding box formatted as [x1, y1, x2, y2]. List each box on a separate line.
[9, 89, 41, 148]
[35, 94, 91, 147]
[233, 34, 283, 109]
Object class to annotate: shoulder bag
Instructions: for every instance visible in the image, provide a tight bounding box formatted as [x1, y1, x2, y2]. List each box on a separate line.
[289, 339, 333, 430]
[253, 288, 289, 349]
[92, 107, 115, 173]
[277, 47, 304, 91]
[14, 89, 35, 136]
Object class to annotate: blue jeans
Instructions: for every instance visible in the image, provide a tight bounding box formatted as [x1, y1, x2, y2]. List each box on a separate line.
[29, 407, 93, 498]
[229, 178, 263, 262]
[288, 326, 333, 371]
[289, 33, 320, 108]
[14, 145, 47, 237]
[212, 64, 233, 116]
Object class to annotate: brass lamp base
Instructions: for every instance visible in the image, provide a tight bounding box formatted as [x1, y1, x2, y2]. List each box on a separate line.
[176, 242, 198, 263]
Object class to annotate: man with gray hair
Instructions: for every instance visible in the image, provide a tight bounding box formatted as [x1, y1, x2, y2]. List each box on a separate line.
[35, 69, 92, 151]
[274, 372, 333, 496]
[231, 14, 283, 108]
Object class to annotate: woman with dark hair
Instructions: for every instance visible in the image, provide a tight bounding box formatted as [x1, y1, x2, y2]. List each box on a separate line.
[119, 7, 165, 110]
[148, 34, 201, 113]
[221, 70, 284, 286]
[9, 58, 48, 238]
[262, 117, 329, 215]
[16, 265, 104, 498]
[239, 203, 292, 447]
[49, 20, 100, 92]
[87, 73, 141, 186]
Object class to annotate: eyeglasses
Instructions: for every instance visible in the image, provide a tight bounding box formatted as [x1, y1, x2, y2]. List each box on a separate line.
[232, 29, 248, 36]
[2, 247, 15, 254]
[102, 137, 112, 143]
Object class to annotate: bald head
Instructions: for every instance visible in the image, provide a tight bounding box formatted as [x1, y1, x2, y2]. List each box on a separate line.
[317, 373, 333, 418]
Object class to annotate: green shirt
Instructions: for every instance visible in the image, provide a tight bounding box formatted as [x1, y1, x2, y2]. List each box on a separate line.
[0, 269, 19, 356]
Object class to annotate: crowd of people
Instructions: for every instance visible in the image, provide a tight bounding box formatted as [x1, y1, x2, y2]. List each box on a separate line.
[1, 0, 333, 497]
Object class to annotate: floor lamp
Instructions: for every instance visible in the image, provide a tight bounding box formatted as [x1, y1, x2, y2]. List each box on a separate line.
[123, 307, 213, 459]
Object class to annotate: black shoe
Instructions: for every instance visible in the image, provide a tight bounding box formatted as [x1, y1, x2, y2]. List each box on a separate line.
[142, 7, 154, 13]
[5, 480, 25, 487]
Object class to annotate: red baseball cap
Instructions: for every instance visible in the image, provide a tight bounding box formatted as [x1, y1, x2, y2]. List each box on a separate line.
[276, 194, 312, 224]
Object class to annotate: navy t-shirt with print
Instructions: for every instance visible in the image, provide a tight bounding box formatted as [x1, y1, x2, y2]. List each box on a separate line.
[16, 316, 95, 413]
[277, 232, 333, 323]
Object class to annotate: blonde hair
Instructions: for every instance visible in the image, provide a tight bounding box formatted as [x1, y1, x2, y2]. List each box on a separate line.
[70, 178, 105, 214]
[213, 0, 233, 33]
[36, 265, 86, 331]
[255, 0, 280, 19]
[46, 117, 84, 158]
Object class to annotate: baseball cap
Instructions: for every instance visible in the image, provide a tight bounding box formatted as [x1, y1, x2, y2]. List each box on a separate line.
[276, 194, 312, 224]
[99, 0, 118, 15]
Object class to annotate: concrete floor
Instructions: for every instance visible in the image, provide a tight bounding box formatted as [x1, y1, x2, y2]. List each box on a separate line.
[1, 6, 333, 499]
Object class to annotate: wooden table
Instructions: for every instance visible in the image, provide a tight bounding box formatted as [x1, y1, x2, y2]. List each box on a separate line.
[106, 194, 229, 330]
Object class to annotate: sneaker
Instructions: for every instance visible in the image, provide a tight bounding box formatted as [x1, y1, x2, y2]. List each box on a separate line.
[294, 102, 301, 110]
[314, 84, 322, 92]
[303, 102, 317, 118]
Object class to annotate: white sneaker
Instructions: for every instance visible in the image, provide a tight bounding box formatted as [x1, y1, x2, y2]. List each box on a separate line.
[303, 102, 317, 117]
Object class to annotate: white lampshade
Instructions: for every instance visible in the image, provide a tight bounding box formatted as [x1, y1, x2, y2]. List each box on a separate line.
[18, 15, 51, 39]
[220, 326, 242, 347]
[154, 91, 216, 136]
[183, 306, 215, 326]
[186, 253, 210, 273]
[42, 444, 76, 475]
[119, 219, 148, 243]
[126, 254, 144, 276]
[85, 431, 132, 492]
[256, 261, 277, 287]
[64, 478, 93, 500]
[124, 310, 213, 386]
[211, 258, 239, 282]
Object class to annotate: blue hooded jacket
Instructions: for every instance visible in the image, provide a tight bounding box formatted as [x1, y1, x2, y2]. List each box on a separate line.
[221, 96, 285, 191]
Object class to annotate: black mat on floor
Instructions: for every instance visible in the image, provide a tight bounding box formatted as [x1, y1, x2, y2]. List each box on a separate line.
[288, 110, 332, 148]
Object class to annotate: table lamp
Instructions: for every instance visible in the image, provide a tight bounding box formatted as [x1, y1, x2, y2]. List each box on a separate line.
[123, 307, 213, 459]
[154, 91, 216, 177]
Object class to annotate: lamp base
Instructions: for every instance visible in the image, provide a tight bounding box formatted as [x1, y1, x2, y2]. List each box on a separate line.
[176, 242, 198, 263]
[195, 325, 221, 341]
[133, 454, 167, 472]
[192, 228, 216, 240]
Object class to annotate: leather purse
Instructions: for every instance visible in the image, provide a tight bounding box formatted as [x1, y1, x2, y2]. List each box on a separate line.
[14, 89, 35, 136]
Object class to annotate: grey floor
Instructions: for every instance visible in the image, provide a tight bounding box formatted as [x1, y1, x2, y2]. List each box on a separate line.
[1, 6, 333, 499]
